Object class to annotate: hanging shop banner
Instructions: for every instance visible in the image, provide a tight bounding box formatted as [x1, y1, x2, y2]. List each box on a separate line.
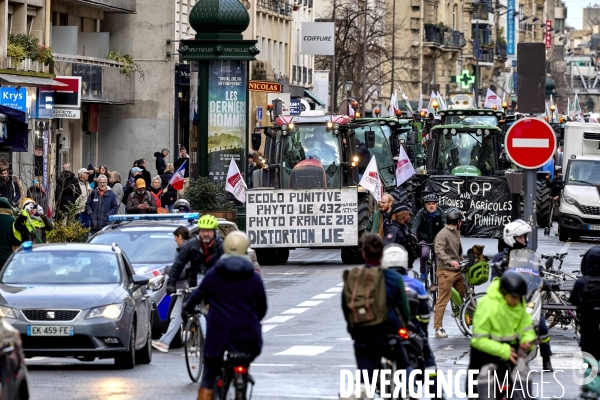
[43, 128, 49, 192]
[54, 76, 81, 108]
[246, 189, 358, 247]
[313, 70, 330, 111]
[422, 176, 513, 238]
[301, 22, 335, 55]
[545, 20, 552, 49]
[507, 0, 515, 55]
[249, 81, 282, 93]
[0, 88, 26, 112]
[207, 60, 247, 184]
[33, 87, 54, 120]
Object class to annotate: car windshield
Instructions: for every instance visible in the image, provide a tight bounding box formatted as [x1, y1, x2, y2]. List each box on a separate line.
[1, 251, 121, 284]
[566, 160, 600, 185]
[90, 230, 176, 264]
[354, 123, 395, 186]
[443, 115, 498, 127]
[435, 132, 496, 175]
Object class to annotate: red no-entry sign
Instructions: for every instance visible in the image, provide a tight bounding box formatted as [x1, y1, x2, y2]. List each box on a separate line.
[505, 117, 556, 169]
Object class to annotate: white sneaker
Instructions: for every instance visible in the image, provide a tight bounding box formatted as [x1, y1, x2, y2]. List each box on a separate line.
[435, 328, 448, 338]
[151, 340, 169, 353]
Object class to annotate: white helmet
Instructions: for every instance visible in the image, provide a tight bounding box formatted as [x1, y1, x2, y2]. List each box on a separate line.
[503, 219, 532, 247]
[381, 244, 409, 270]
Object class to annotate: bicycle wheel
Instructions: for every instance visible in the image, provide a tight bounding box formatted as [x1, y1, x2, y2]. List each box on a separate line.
[184, 317, 203, 382]
[459, 293, 485, 337]
[428, 261, 437, 307]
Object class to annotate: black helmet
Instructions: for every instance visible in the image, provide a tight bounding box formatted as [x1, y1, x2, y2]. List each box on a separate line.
[499, 270, 528, 297]
[423, 194, 438, 203]
[445, 207, 463, 221]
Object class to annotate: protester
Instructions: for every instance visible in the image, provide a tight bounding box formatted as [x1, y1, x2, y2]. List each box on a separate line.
[13, 198, 53, 244]
[174, 147, 190, 196]
[366, 193, 394, 238]
[109, 171, 126, 214]
[126, 178, 157, 214]
[149, 176, 163, 209]
[160, 164, 177, 213]
[154, 148, 169, 176]
[76, 168, 92, 228]
[86, 175, 119, 234]
[0, 167, 21, 207]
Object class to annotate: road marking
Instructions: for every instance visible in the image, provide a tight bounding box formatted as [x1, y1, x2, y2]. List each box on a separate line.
[312, 294, 337, 299]
[297, 300, 323, 307]
[325, 287, 343, 293]
[250, 394, 338, 399]
[512, 138, 549, 148]
[263, 316, 295, 324]
[274, 345, 333, 356]
[336, 338, 352, 341]
[559, 242, 571, 254]
[274, 334, 313, 337]
[337, 283, 344, 286]
[253, 363, 298, 366]
[282, 308, 310, 314]
[262, 325, 278, 333]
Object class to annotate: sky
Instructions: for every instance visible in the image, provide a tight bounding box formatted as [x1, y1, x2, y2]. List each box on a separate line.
[564, 1, 586, 29]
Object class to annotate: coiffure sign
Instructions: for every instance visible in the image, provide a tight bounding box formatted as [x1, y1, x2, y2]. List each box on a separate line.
[301, 22, 335, 55]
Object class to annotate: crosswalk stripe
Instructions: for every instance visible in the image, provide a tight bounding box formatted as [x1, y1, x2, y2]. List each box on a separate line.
[325, 287, 343, 293]
[263, 315, 295, 324]
[262, 325, 278, 333]
[282, 308, 310, 314]
[297, 300, 323, 307]
[274, 346, 333, 356]
[312, 294, 337, 299]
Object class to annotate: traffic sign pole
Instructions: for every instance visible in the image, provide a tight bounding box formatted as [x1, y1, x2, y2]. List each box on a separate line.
[504, 117, 557, 251]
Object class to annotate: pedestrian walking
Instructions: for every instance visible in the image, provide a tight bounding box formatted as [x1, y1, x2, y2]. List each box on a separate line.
[154, 148, 169, 176]
[0, 167, 21, 207]
[86, 175, 119, 234]
[160, 164, 177, 213]
[126, 178, 157, 214]
[76, 168, 92, 228]
[109, 171, 126, 214]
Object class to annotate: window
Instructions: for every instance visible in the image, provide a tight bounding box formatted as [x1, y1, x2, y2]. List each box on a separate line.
[303, 67, 307, 83]
[452, 4, 457, 30]
[555, 18, 564, 32]
[309, 69, 313, 84]
[519, 5, 525, 29]
[7, 14, 12, 34]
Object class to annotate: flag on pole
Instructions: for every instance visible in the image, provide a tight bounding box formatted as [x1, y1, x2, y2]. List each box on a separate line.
[472, 88, 477, 108]
[225, 158, 247, 203]
[396, 146, 416, 186]
[398, 84, 414, 114]
[545, 101, 550, 118]
[436, 91, 447, 110]
[427, 91, 437, 114]
[388, 91, 398, 116]
[567, 97, 572, 116]
[417, 92, 423, 111]
[574, 93, 582, 116]
[168, 160, 187, 191]
[358, 156, 382, 202]
[484, 88, 502, 109]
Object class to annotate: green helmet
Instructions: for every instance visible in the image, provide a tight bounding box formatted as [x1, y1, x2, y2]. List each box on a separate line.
[198, 214, 219, 230]
[466, 261, 489, 286]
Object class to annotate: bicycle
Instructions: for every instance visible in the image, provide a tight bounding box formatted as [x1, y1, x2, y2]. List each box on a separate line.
[450, 256, 490, 337]
[173, 289, 205, 383]
[422, 243, 437, 306]
[214, 351, 255, 400]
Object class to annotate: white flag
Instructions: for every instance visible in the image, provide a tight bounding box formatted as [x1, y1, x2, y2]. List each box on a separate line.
[472, 88, 477, 108]
[396, 146, 416, 186]
[417, 92, 423, 111]
[358, 156, 382, 202]
[388, 91, 398, 116]
[436, 91, 447, 110]
[484, 88, 500, 109]
[225, 158, 247, 203]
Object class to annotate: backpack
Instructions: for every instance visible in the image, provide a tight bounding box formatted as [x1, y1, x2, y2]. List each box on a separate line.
[343, 266, 388, 328]
[579, 277, 600, 337]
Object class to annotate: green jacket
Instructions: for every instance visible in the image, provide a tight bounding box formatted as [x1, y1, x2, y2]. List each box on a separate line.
[471, 279, 536, 360]
[366, 209, 391, 236]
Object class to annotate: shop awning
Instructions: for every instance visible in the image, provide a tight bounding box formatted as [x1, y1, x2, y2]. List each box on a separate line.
[304, 89, 325, 106]
[0, 74, 68, 87]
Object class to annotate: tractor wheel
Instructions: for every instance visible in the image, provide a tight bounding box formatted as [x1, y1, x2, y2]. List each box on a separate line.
[341, 196, 370, 264]
[255, 249, 290, 265]
[536, 180, 552, 229]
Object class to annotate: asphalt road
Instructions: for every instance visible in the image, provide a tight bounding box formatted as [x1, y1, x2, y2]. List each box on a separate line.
[25, 228, 592, 400]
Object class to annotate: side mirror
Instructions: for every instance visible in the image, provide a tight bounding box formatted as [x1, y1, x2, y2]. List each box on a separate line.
[406, 130, 416, 145]
[132, 274, 149, 286]
[365, 130, 376, 148]
[251, 131, 262, 151]
[390, 135, 400, 155]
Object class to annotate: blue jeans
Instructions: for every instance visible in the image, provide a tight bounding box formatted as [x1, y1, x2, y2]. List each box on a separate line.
[159, 295, 183, 346]
[78, 213, 90, 228]
[165, 204, 174, 213]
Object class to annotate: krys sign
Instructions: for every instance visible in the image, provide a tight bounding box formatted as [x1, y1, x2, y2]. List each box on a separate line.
[423, 176, 513, 238]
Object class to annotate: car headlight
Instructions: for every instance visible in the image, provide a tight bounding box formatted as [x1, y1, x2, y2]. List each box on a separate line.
[148, 275, 164, 291]
[562, 192, 576, 205]
[0, 306, 16, 319]
[86, 304, 124, 320]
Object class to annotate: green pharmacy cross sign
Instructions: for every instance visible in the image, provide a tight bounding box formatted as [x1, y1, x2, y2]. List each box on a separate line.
[452, 70, 475, 89]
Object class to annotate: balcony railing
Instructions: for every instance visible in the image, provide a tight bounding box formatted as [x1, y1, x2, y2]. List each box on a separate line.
[257, 0, 292, 16]
[4, 57, 50, 74]
[424, 25, 467, 49]
[62, 0, 135, 13]
[474, 48, 494, 63]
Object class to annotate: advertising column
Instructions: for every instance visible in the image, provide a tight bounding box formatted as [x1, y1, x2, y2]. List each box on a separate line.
[207, 60, 247, 184]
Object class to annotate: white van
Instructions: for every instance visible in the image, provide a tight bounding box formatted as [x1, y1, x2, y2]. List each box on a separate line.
[558, 122, 600, 241]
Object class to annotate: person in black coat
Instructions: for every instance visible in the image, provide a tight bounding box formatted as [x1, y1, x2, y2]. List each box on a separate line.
[137, 159, 152, 188]
[159, 163, 177, 213]
[384, 203, 418, 268]
[154, 148, 169, 176]
[55, 169, 80, 212]
[184, 231, 266, 398]
[355, 140, 371, 176]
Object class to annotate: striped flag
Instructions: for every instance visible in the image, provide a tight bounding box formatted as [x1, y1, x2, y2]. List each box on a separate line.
[168, 160, 186, 191]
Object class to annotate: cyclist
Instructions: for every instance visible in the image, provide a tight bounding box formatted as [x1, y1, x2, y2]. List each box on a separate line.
[491, 219, 554, 371]
[173, 199, 190, 213]
[166, 214, 224, 294]
[183, 231, 267, 400]
[433, 207, 465, 338]
[411, 194, 446, 281]
[381, 245, 445, 399]
[469, 270, 536, 392]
